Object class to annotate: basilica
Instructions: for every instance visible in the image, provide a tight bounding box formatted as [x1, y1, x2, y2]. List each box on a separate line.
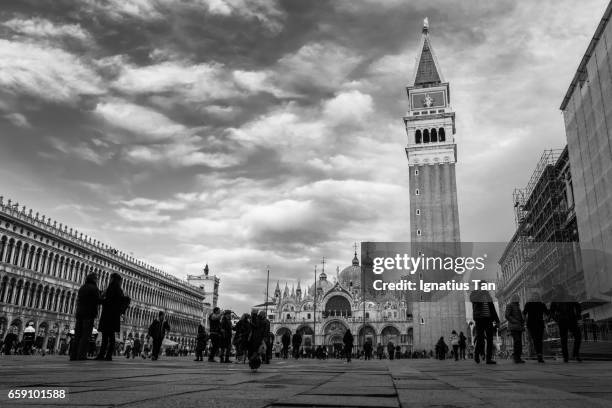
[254, 250, 414, 354]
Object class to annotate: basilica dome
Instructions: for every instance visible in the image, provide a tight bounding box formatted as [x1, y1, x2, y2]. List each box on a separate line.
[308, 270, 334, 296]
[339, 252, 361, 289]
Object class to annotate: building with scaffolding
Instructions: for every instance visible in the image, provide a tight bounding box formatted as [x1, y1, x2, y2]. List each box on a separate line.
[497, 147, 584, 353]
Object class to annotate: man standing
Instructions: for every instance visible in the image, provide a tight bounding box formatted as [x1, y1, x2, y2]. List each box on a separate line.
[22, 323, 35, 355]
[70, 272, 101, 361]
[470, 282, 500, 364]
[343, 329, 354, 363]
[207, 307, 221, 362]
[220, 310, 233, 363]
[148, 311, 170, 361]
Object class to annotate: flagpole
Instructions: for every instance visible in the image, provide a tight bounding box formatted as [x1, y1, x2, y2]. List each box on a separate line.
[313, 265, 317, 348]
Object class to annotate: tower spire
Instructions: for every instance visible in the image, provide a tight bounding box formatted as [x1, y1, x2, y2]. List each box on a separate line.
[412, 17, 444, 86]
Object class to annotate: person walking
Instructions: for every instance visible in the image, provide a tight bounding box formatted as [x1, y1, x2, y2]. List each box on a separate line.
[281, 330, 291, 359]
[207, 308, 221, 362]
[343, 328, 354, 363]
[364, 339, 373, 360]
[435, 337, 448, 360]
[96, 273, 130, 361]
[194, 324, 208, 362]
[148, 311, 170, 361]
[549, 285, 582, 363]
[247, 310, 266, 371]
[523, 292, 548, 363]
[470, 282, 500, 364]
[387, 341, 395, 360]
[458, 331, 467, 360]
[291, 330, 302, 359]
[449, 331, 460, 361]
[505, 294, 525, 363]
[22, 324, 35, 355]
[376, 343, 384, 359]
[233, 313, 251, 363]
[220, 310, 233, 363]
[70, 272, 101, 361]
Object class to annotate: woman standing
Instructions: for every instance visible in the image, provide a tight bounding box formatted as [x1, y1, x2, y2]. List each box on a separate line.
[96, 273, 130, 361]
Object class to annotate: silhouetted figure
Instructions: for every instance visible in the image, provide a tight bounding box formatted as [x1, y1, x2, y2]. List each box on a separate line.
[281, 330, 291, 359]
[459, 332, 467, 359]
[387, 341, 395, 360]
[505, 294, 525, 363]
[523, 292, 548, 363]
[70, 272, 101, 361]
[435, 337, 448, 360]
[549, 285, 582, 362]
[233, 313, 251, 363]
[22, 324, 35, 355]
[343, 329, 354, 363]
[195, 324, 208, 361]
[148, 311, 170, 361]
[207, 307, 221, 362]
[220, 310, 233, 363]
[247, 311, 266, 370]
[291, 331, 302, 359]
[133, 337, 142, 359]
[470, 283, 500, 364]
[364, 340, 373, 360]
[96, 273, 130, 361]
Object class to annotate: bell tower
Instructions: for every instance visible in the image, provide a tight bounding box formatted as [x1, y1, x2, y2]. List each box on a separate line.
[404, 17, 460, 242]
[403, 18, 466, 350]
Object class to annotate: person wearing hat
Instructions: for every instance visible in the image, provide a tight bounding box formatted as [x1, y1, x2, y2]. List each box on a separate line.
[70, 272, 101, 361]
[22, 323, 36, 355]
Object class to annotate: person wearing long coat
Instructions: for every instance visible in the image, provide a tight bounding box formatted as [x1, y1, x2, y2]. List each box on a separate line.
[247, 312, 266, 370]
[70, 272, 101, 361]
[96, 273, 130, 361]
[233, 314, 251, 362]
[523, 292, 548, 363]
[343, 329, 354, 363]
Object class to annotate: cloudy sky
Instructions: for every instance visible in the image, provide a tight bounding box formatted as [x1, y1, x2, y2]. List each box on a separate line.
[0, 0, 607, 312]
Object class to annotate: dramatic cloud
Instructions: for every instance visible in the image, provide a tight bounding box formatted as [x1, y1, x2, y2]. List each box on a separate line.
[1, 0, 607, 313]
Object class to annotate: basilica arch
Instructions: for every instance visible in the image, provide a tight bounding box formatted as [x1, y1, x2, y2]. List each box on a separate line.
[357, 324, 376, 346]
[380, 325, 401, 345]
[322, 319, 348, 346]
[276, 327, 291, 338]
[323, 295, 351, 318]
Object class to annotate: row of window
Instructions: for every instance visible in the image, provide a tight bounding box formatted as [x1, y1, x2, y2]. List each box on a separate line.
[0, 234, 201, 317]
[415, 128, 446, 144]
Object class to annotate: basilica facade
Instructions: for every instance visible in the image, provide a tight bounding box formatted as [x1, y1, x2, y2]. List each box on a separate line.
[255, 251, 414, 353]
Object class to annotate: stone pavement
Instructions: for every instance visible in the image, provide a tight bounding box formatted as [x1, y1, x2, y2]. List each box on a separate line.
[0, 355, 611, 408]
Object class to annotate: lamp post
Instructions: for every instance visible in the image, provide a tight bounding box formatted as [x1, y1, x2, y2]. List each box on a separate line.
[265, 266, 270, 317]
[313, 265, 317, 348]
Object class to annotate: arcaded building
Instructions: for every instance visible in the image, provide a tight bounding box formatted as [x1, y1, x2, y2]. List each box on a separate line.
[560, 1, 612, 322]
[0, 196, 205, 351]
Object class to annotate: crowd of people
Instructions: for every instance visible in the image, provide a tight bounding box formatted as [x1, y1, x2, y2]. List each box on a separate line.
[2, 274, 586, 368]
